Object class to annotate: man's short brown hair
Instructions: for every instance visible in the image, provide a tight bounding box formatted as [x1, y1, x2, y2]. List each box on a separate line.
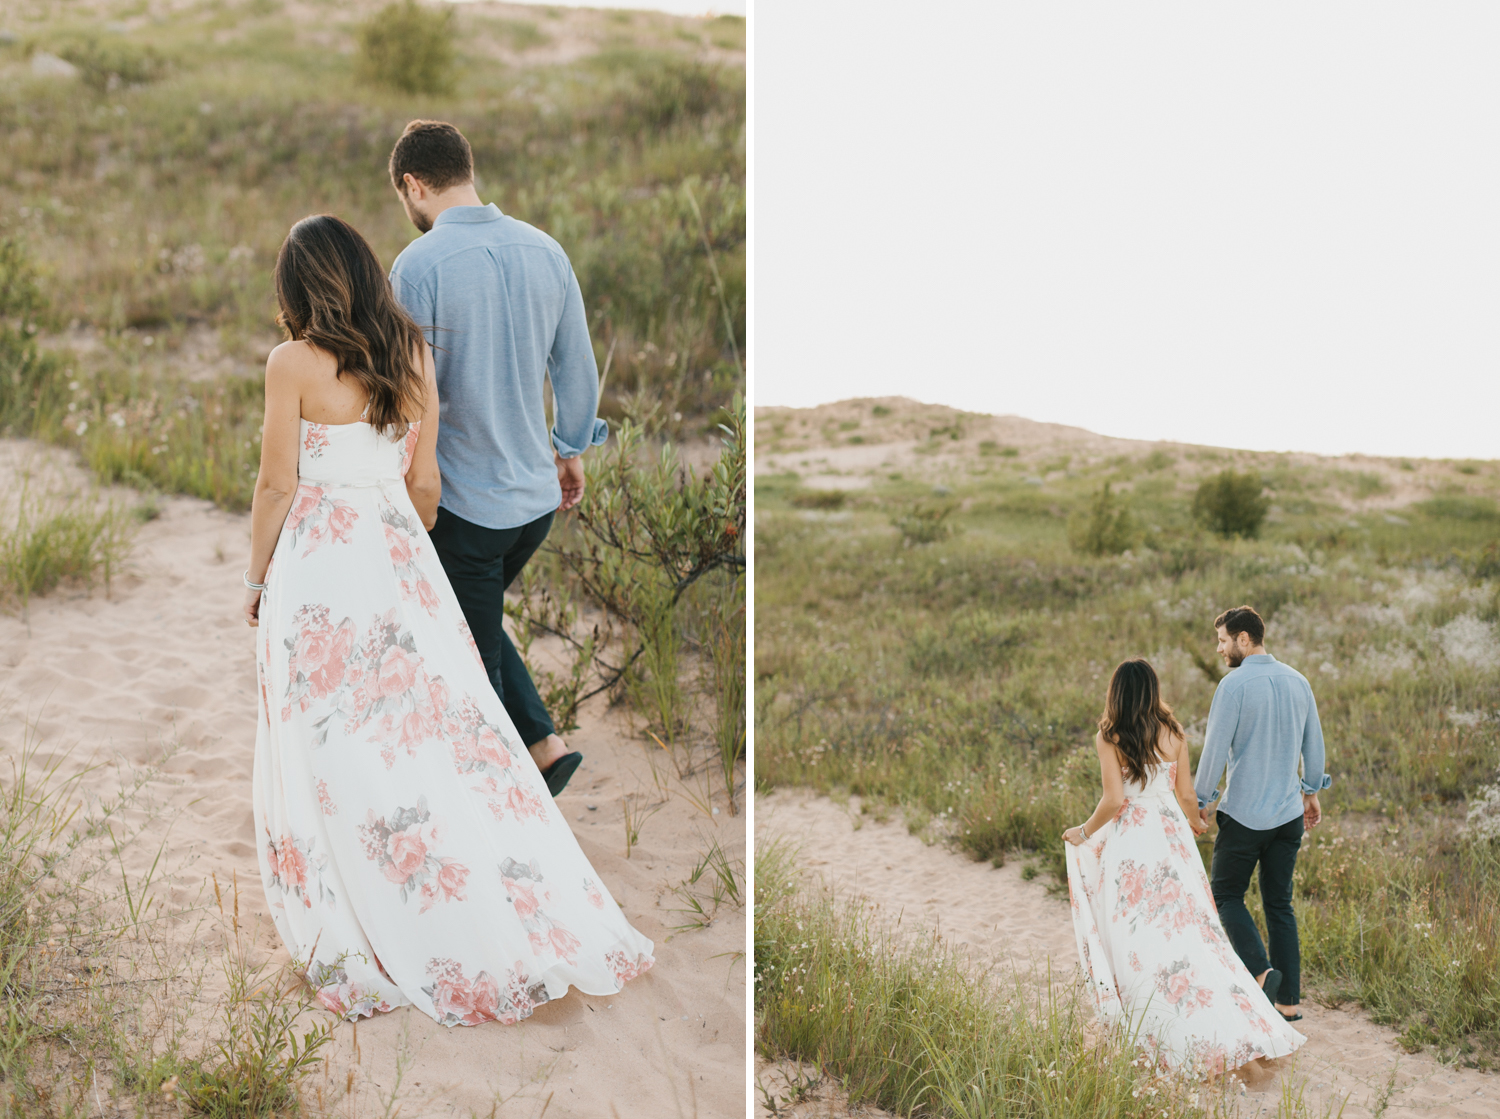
[389, 120, 473, 193]
[1214, 605, 1265, 647]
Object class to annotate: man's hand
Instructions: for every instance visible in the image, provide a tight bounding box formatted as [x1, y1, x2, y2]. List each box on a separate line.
[1199, 805, 1213, 830]
[1303, 793, 1322, 829]
[556, 453, 585, 511]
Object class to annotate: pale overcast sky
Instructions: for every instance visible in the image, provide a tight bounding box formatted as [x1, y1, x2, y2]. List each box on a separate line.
[754, 4, 1499, 459]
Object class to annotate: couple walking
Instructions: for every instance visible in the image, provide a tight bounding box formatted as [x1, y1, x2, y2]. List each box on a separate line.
[241, 120, 653, 1025]
[1064, 605, 1330, 1076]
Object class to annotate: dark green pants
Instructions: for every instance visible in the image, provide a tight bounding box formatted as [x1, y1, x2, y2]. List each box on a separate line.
[428, 506, 556, 748]
[1211, 809, 1304, 1006]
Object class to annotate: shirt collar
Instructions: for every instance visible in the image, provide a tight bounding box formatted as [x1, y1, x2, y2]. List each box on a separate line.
[433, 203, 504, 227]
[1241, 653, 1276, 664]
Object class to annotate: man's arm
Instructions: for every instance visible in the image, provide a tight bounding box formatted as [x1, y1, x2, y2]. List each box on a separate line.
[548, 263, 607, 462]
[1194, 681, 1241, 812]
[1299, 684, 1332, 827]
[390, 267, 438, 355]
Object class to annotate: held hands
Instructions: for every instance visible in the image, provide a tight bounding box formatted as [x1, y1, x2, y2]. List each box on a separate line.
[1188, 811, 1210, 837]
[556, 453, 585, 511]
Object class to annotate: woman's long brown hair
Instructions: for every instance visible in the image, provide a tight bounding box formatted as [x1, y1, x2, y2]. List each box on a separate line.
[273, 214, 426, 437]
[1099, 658, 1185, 785]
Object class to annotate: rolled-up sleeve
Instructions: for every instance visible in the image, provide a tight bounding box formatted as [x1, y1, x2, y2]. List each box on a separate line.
[1195, 681, 1241, 809]
[1299, 685, 1332, 795]
[548, 264, 607, 459]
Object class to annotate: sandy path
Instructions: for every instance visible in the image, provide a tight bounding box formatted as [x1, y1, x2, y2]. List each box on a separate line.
[756, 790, 1500, 1119]
[0, 439, 745, 1119]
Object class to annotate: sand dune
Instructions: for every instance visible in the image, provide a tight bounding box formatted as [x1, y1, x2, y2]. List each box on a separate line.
[756, 790, 1500, 1119]
[0, 438, 744, 1118]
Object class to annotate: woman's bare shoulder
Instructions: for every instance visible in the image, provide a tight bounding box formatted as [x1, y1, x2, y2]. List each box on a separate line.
[267, 339, 333, 379]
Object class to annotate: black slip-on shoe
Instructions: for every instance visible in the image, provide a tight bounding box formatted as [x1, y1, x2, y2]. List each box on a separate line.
[542, 751, 583, 797]
[1261, 968, 1283, 1008]
[1280, 1010, 1303, 1022]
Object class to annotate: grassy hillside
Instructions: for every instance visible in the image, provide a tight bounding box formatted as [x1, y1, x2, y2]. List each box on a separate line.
[756, 398, 1500, 1063]
[0, 0, 744, 507]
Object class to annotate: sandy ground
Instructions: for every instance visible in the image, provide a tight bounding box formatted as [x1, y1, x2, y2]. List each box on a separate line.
[0, 439, 745, 1119]
[754, 790, 1500, 1119]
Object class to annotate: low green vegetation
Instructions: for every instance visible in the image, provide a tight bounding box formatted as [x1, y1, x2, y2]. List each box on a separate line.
[755, 840, 1317, 1118]
[0, 0, 745, 511]
[757, 424, 1500, 1065]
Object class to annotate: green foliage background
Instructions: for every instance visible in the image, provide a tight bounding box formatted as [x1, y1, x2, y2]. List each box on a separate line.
[756, 404, 1500, 1063]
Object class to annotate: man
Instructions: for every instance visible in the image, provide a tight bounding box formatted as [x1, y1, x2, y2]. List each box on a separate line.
[387, 119, 605, 796]
[1194, 605, 1331, 1023]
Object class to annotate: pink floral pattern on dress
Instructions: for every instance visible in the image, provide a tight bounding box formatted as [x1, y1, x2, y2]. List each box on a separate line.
[381, 502, 441, 616]
[264, 828, 335, 910]
[285, 484, 359, 557]
[400, 423, 420, 476]
[499, 857, 581, 964]
[309, 958, 394, 1020]
[303, 423, 331, 458]
[253, 418, 654, 1028]
[422, 957, 549, 1027]
[1066, 760, 1303, 1075]
[357, 796, 470, 913]
[606, 949, 653, 986]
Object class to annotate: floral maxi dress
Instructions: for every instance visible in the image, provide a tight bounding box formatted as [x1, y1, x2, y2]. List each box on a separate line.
[253, 418, 654, 1026]
[1065, 761, 1304, 1074]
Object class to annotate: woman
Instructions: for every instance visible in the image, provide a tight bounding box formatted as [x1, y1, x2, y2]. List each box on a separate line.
[1063, 658, 1302, 1075]
[242, 215, 653, 1025]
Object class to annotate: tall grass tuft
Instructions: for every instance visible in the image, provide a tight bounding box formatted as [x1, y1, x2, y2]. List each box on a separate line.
[0, 473, 135, 614]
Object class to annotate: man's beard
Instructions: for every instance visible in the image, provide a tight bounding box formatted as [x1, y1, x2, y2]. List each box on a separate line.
[403, 194, 433, 233]
[1223, 647, 1244, 669]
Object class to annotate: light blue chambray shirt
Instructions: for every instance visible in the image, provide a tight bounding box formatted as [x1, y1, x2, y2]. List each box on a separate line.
[389, 203, 607, 531]
[1193, 653, 1333, 831]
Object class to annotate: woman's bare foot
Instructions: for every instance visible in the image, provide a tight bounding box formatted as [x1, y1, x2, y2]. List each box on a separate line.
[528, 733, 569, 770]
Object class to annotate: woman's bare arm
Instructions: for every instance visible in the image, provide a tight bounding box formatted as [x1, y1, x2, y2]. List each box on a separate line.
[1067, 733, 1126, 843]
[404, 344, 441, 530]
[1172, 731, 1208, 834]
[243, 343, 305, 625]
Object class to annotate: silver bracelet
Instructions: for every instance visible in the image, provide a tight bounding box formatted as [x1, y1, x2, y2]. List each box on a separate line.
[1078, 822, 1091, 840]
[243, 570, 268, 591]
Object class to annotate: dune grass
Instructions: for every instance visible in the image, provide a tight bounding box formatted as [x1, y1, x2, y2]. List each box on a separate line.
[755, 839, 1324, 1119]
[755, 418, 1500, 1064]
[0, 463, 135, 614]
[1, 3, 743, 443]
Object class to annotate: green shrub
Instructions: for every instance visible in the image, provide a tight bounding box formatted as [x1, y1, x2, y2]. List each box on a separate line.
[56, 37, 169, 91]
[1477, 541, 1500, 580]
[1420, 495, 1500, 522]
[907, 610, 1027, 677]
[1193, 469, 1270, 538]
[789, 489, 845, 510]
[1068, 481, 1134, 556]
[891, 502, 954, 545]
[354, 0, 456, 95]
